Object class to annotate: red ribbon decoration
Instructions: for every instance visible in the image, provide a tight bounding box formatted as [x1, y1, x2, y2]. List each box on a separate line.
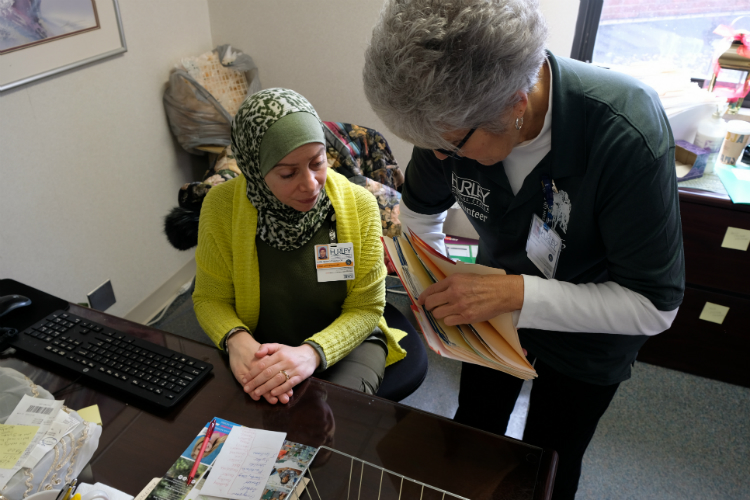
[714, 25, 750, 59]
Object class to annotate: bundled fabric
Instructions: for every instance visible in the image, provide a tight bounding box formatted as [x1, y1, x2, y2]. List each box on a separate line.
[0, 368, 101, 500]
[163, 45, 261, 155]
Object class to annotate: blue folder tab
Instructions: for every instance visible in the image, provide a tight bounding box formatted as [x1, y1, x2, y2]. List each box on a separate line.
[716, 163, 750, 204]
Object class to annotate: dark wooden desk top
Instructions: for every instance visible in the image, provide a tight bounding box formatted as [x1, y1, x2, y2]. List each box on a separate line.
[679, 186, 750, 212]
[1, 304, 556, 500]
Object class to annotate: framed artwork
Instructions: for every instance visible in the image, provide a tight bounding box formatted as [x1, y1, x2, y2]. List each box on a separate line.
[0, 0, 126, 92]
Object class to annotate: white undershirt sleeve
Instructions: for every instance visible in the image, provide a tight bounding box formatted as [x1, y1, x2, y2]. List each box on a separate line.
[399, 203, 448, 255]
[516, 275, 678, 336]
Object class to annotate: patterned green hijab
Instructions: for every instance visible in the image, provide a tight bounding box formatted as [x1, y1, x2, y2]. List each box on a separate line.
[231, 88, 331, 252]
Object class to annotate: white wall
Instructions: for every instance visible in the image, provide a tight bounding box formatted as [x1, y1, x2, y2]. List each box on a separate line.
[0, 1, 214, 317]
[207, 0, 580, 167]
[206, 0, 411, 162]
[540, 0, 581, 58]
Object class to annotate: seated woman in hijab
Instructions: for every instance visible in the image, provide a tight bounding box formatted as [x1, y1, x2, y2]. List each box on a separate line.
[193, 88, 407, 404]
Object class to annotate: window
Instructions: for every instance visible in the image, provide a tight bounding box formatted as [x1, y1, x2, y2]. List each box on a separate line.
[572, 0, 750, 81]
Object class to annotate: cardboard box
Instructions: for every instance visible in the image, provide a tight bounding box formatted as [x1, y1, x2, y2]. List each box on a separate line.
[675, 140, 710, 181]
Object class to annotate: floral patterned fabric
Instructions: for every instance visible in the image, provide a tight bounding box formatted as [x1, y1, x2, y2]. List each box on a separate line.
[323, 122, 403, 237]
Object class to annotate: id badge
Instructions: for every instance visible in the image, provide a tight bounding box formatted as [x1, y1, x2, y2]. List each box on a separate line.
[526, 214, 561, 279]
[315, 243, 355, 282]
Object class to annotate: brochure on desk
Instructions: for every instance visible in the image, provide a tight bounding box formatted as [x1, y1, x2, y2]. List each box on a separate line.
[146, 418, 317, 500]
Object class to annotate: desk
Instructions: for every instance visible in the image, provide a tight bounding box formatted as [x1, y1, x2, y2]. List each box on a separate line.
[638, 188, 750, 387]
[1, 304, 557, 500]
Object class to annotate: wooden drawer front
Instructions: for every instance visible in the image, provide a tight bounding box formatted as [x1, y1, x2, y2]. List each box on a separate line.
[680, 201, 750, 295]
[638, 287, 750, 387]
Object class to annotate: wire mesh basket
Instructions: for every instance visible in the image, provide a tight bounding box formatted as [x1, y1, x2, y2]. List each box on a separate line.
[292, 446, 470, 500]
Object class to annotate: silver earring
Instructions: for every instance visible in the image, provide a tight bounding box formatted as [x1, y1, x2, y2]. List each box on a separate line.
[515, 117, 523, 130]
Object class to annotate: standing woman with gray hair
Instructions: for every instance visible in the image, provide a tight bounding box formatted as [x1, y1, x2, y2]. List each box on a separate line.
[364, 1, 684, 498]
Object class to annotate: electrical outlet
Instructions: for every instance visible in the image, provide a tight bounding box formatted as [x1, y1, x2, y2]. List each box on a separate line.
[87, 280, 116, 311]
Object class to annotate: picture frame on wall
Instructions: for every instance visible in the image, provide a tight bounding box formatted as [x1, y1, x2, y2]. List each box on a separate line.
[0, 0, 126, 92]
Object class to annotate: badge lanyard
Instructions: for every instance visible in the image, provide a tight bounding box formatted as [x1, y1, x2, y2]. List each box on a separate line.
[526, 174, 562, 279]
[328, 208, 338, 244]
[540, 174, 558, 228]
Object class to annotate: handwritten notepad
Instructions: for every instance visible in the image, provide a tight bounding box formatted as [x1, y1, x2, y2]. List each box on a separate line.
[200, 426, 286, 500]
[0, 424, 39, 468]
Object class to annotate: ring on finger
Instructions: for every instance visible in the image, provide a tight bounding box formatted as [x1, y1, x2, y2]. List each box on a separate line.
[280, 369, 290, 381]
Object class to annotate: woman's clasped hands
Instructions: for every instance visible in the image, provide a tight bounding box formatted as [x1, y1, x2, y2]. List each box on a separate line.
[227, 330, 321, 404]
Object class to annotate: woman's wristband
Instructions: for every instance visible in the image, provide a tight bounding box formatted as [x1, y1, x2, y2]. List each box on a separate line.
[223, 327, 250, 352]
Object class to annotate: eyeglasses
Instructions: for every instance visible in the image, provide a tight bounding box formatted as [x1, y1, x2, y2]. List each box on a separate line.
[435, 128, 476, 160]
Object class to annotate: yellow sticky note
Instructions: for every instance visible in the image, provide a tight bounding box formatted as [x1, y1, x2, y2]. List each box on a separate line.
[699, 302, 730, 325]
[0, 424, 39, 468]
[76, 405, 102, 426]
[721, 227, 750, 251]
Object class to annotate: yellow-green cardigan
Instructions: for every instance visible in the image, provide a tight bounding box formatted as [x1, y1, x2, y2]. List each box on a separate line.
[193, 170, 407, 367]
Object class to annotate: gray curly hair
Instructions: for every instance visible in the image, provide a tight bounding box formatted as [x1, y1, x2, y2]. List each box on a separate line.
[363, 0, 548, 150]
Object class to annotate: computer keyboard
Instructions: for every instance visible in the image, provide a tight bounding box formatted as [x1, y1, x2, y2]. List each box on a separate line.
[11, 310, 213, 410]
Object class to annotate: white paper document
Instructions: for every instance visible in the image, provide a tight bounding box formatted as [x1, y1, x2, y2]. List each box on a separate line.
[200, 426, 287, 500]
[24, 408, 79, 468]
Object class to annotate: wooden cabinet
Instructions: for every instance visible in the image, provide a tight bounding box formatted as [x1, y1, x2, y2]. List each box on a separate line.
[637, 189, 750, 387]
